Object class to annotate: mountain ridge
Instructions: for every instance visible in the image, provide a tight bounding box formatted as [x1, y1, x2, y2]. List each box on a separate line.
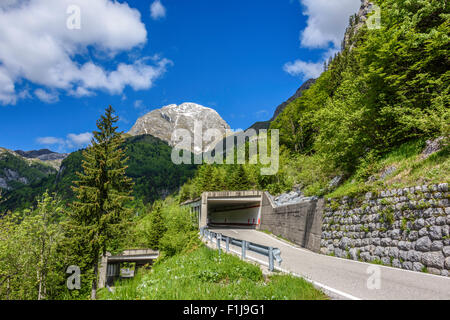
[15, 149, 68, 162]
[247, 78, 316, 132]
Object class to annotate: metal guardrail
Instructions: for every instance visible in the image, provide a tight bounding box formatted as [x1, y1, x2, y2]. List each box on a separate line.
[200, 227, 282, 272]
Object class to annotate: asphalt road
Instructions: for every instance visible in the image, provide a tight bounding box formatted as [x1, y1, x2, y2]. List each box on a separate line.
[208, 228, 450, 300]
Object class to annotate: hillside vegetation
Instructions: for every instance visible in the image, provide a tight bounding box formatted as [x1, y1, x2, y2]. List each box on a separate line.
[0, 150, 57, 190]
[182, 0, 449, 200]
[99, 245, 328, 300]
[0, 135, 197, 212]
[0, 111, 197, 300]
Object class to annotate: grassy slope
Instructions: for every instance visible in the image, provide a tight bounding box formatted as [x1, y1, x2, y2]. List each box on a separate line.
[326, 139, 449, 199]
[98, 245, 328, 300]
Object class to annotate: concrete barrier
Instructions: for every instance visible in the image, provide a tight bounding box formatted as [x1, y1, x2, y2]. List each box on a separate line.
[259, 192, 323, 253]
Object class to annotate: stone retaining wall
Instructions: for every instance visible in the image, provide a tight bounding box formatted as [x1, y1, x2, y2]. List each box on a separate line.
[321, 183, 450, 276]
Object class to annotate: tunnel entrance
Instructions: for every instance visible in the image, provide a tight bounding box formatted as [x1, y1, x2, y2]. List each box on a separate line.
[183, 191, 263, 230]
[200, 191, 263, 229]
[99, 249, 159, 289]
[208, 199, 261, 228]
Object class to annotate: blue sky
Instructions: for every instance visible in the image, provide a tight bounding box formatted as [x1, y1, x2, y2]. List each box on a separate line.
[0, 0, 361, 152]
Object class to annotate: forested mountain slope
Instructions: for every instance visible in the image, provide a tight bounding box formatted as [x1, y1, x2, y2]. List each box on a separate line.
[0, 135, 197, 211]
[0, 148, 57, 191]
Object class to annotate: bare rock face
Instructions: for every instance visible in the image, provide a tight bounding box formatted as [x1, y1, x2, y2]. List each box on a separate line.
[343, 0, 374, 50]
[128, 102, 230, 153]
[0, 148, 58, 190]
[14, 148, 68, 170]
[421, 136, 445, 159]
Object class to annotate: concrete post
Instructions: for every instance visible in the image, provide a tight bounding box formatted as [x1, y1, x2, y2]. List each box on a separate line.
[200, 193, 208, 229]
[98, 255, 107, 289]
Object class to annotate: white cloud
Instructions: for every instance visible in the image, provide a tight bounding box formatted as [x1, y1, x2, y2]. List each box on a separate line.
[299, 0, 361, 49]
[0, 0, 20, 9]
[134, 99, 144, 109]
[283, 60, 323, 79]
[37, 132, 93, 151]
[37, 137, 65, 145]
[150, 0, 166, 20]
[284, 0, 361, 80]
[67, 132, 93, 145]
[34, 89, 59, 103]
[0, 0, 171, 105]
[0, 67, 16, 105]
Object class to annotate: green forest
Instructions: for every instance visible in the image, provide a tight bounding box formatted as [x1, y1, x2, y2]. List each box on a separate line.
[0, 0, 448, 300]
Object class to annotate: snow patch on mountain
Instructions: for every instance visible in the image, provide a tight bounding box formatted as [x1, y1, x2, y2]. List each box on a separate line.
[128, 102, 230, 153]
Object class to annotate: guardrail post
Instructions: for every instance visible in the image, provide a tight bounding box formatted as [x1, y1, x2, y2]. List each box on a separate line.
[225, 236, 230, 252]
[217, 234, 221, 255]
[273, 248, 282, 266]
[268, 247, 274, 272]
[241, 240, 247, 260]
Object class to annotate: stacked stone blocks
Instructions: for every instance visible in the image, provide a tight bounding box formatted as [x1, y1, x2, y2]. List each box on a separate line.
[321, 183, 450, 277]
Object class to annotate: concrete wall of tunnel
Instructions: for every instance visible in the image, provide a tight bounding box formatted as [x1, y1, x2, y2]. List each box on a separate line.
[259, 192, 324, 253]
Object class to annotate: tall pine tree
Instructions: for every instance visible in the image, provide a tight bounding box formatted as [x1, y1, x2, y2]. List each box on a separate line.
[69, 106, 134, 299]
[228, 164, 251, 190]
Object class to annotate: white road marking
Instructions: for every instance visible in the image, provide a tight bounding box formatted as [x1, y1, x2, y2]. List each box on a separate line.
[246, 229, 450, 281]
[206, 238, 362, 301]
[205, 229, 450, 300]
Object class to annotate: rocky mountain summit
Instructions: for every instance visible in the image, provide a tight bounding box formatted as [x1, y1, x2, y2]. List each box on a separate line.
[128, 102, 230, 153]
[15, 149, 68, 162]
[14, 148, 68, 171]
[0, 148, 57, 191]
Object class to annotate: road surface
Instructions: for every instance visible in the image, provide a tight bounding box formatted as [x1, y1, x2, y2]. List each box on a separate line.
[207, 228, 450, 300]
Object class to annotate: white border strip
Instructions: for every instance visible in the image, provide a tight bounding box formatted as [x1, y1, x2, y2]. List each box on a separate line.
[257, 230, 450, 281]
[203, 238, 362, 301]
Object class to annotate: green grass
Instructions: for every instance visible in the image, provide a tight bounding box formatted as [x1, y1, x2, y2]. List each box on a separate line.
[326, 139, 449, 199]
[269, 138, 448, 200]
[98, 245, 328, 300]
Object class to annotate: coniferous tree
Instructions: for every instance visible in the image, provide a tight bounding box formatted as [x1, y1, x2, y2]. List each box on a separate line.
[198, 164, 213, 191]
[228, 165, 251, 191]
[147, 203, 166, 249]
[210, 167, 226, 191]
[69, 106, 134, 300]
